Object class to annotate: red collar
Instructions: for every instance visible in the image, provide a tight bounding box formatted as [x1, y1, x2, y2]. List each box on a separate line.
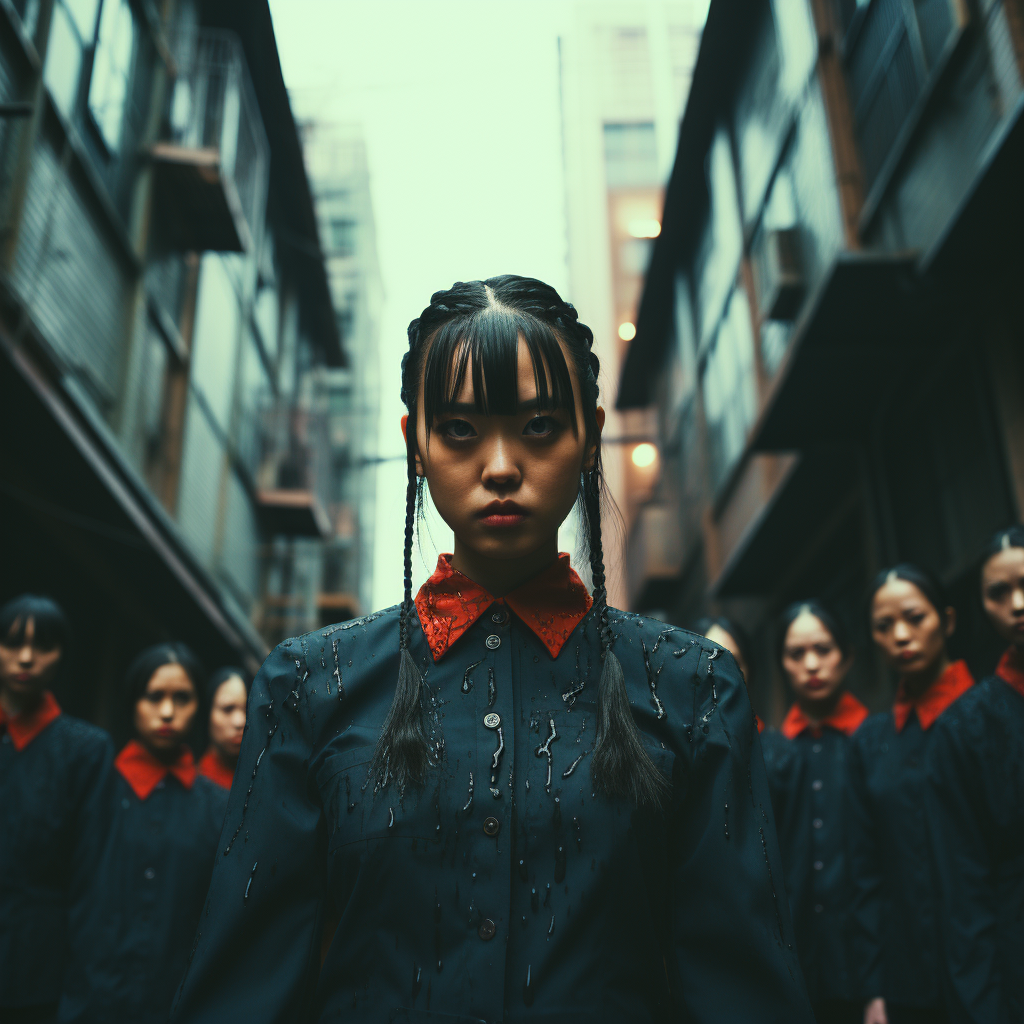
[198, 746, 235, 790]
[780, 691, 869, 740]
[0, 691, 61, 751]
[115, 740, 196, 800]
[893, 660, 974, 732]
[755, 714, 764, 734]
[415, 553, 592, 662]
[995, 646, 1024, 700]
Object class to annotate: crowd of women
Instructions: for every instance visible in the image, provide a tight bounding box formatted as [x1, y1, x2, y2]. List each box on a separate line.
[694, 525, 1024, 1024]
[0, 595, 250, 1024]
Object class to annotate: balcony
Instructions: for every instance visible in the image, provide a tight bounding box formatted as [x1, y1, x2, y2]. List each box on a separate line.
[151, 31, 269, 252]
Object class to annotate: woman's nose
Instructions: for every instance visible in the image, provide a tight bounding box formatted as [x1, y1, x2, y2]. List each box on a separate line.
[893, 621, 911, 642]
[17, 644, 34, 665]
[1011, 586, 1024, 612]
[481, 438, 520, 486]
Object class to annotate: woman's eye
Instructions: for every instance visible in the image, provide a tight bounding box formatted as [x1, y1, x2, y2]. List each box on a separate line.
[441, 419, 475, 439]
[907, 613, 925, 625]
[523, 416, 556, 436]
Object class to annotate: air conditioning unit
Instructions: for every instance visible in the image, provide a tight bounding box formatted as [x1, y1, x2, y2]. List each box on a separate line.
[755, 227, 804, 321]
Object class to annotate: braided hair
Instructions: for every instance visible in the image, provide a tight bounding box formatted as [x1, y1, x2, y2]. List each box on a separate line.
[370, 275, 666, 805]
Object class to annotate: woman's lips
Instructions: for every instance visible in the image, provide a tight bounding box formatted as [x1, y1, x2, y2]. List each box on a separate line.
[478, 502, 528, 527]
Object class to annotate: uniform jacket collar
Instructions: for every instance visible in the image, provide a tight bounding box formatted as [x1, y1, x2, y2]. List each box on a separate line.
[0, 690, 61, 751]
[416, 553, 592, 662]
[116, 739, 196, 800]
[893, 659, 974, 732]
[198, 746, 235, 790]
[780, 691, 868, 740]
[995, 646, 1024, 699]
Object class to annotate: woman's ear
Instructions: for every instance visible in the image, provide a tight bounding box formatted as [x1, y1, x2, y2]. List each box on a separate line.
[401, 414, 425, 477]
[585, 406, 606, 470]
[943, 606, 957, 638]
[401, 414, 408, 442]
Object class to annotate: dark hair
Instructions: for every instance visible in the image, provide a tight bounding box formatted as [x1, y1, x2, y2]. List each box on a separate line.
[371, 275, 666, 806]
[868, 563, 952, 625]
[692, 616, 754, 683]
[206, 665, 249, 707]
[0, 594, 69, 653]
[979, 525, 1024, 575]
[124, 642, 205, 717]
[776, 600, 851, 666]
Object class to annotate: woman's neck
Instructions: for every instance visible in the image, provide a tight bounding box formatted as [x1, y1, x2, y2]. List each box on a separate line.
[452, 537, 559, 598]
[0, 685, 43, 719]
[901, 652, 952, 699]
[139, 737, 185, 766]
[796, 688, 842, 725]
[212, 744, 238, 770]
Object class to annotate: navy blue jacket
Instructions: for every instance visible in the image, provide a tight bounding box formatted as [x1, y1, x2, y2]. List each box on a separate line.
[762, 720, 862, 1005]
[60, 766, 228, 1023]
[925, 672, 1024, 1024]
[171, 605, 812, 1023]
[0, 711, 114, 1013]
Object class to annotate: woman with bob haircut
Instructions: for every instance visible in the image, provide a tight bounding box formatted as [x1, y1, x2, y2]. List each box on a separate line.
[849, 565, 974, 1024]
[761, 600, 867, 1023]
[59, 643, 227, 1024]
[172, 276, 812, 1024]
[925, 526, 1024, 1024]
[0, 594, 113, 1023]
[197, 667, 249, 790]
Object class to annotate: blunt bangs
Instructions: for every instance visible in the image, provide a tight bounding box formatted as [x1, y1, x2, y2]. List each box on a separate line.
[0, 594, 69, 652]
[421, 306, 578, 434]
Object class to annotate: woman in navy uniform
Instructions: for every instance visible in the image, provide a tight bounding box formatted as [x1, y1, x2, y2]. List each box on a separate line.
[762, 601, 867, 1023]
[849, 567, 974, 1024]
[925, 526, 1024, 1024]
[197, 667, 249, 790]
[0, 595, 113, 1024]
[59, 643, 227, 1024]
[171, 276, 813, 1024]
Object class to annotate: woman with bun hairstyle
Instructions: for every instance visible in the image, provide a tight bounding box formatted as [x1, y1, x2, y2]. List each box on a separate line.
[0, 594, 114, 1023]
[849, 566, 973, 1024]
[924, 526, 1024, 1024]
[60, 644, 228, 1024]
[762, 601, 867, 1023]
[172, 276, 812, 1024]
[197, 667, 249, 789]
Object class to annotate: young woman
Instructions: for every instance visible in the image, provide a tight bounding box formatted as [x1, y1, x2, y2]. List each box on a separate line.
[198, 667, 249, 789]
[849, 566, 974, 1024]
[925, 526, 1024, 1024]
[0, 594, 113, 1024]
[171, 276, 812, 1023]
[761, 601, 867, 1023]
[59, 644, 228, 1024]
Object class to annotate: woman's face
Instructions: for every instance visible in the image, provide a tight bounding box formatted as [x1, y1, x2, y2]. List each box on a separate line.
[134, 663, 198, 754]
[982, 547, 1024, 646]
[703, 624, 749, 683]
[870, 578, 953, 676]
[0, 617, 62, 700]
[209, 676, 247, 759]
[414, 337, 602, 567]
[781, 612, 849, 705]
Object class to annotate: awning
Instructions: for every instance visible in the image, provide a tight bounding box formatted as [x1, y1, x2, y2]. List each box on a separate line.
[749, 252, 935, 452]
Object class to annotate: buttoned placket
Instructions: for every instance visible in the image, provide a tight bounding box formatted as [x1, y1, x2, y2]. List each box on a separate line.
[809, 735, 826, 916]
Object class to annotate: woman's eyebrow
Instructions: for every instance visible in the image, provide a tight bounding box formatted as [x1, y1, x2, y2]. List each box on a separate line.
[436, 398, 547, 414]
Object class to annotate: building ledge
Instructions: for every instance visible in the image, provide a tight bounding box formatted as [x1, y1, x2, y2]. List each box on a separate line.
[256, 488, 331, 538]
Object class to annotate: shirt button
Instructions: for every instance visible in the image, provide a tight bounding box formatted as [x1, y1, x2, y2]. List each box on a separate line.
[143, 868, 156, 880]
[812, 743, 822, 754]
[478, 918, 496, 941]
[121, 798, 131, 809]
[483, 816, 500, 837]
[812, 779, 823, 791]
[815, 903, 824, 913]
[813, 818, 823, 829]
[491, 608, 508, 625]
[485, 635, 501, 650]
[813, 860, 824, 871]
[483, 712, 501, 729]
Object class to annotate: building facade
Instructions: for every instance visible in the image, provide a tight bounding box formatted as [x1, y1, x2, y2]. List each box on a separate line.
[0, 0, 343, 728]
[619, 0, 1024, 719]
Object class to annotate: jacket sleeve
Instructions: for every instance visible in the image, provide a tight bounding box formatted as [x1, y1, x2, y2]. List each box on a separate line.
[172, 642, 328, 1024]
[846, 728, 882, 1001]
[925, 709, 1004, 1024]
[668, 646, 814, 1024]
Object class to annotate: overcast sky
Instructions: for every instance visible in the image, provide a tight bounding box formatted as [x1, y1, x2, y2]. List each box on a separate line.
[270, 0, 572, 611]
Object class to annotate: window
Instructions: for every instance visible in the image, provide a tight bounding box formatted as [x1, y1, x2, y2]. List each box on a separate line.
[43, 0, 98, 119]
[88, 0, 135, 151]
[328, 218, 356, 257]
[700, 287, 757, 490]
[603, 123, 659, 189]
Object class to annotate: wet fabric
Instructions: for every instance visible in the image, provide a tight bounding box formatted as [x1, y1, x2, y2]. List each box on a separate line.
[197, 747, 235, 790]
[924, 655, 1024, 1024]
[59, 747, 228, 1024]
[0, 700, 114, 1015]
[415, 552, 592, 660]
[847, 662, 974, 1012]
[172, 600, 813, 1023]
[761, 692, 868, 1007]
